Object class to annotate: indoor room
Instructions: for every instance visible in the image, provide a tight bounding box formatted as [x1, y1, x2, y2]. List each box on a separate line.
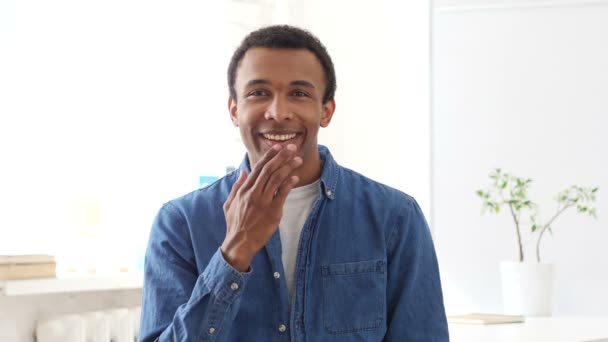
[1, 0, 606, 341]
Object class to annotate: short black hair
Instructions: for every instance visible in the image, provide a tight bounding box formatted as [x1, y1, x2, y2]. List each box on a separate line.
[227, 25, 336, 104]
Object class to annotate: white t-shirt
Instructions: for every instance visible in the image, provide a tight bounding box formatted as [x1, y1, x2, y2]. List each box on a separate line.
[279, 179, 320, 307]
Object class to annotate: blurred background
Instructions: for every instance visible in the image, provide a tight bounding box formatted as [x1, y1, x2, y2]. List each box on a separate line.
[432, 0, 608, 317]
[0, 0, 606, 341]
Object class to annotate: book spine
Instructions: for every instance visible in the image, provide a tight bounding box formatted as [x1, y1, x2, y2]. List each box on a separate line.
[0, 263, 57, 280]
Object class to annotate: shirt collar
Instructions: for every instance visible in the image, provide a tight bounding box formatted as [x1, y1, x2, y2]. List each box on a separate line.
[238, 144, 339, 200]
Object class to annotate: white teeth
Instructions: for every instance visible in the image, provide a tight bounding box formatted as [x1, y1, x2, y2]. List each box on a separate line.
[263, 133, 296, 141]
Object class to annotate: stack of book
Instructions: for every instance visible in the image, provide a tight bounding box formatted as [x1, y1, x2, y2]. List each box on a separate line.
[0, 254, 57, 280]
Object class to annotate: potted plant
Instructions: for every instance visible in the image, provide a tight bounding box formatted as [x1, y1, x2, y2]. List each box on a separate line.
[476, 168, 598, 316]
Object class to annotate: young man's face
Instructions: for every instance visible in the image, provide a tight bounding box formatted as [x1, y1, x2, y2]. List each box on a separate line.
[229, 47, 335, 181]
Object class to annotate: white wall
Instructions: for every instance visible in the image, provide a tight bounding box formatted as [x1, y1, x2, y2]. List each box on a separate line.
[0, 0, 431, 259]
[433, 0, 608, 315]
[0, 0, 237, 261]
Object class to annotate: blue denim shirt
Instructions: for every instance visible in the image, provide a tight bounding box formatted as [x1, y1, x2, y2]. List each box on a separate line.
[140, 145, 449, 342]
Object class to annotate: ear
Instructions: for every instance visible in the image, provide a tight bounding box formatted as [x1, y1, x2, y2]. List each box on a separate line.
[320, 99, 336, 128]
[228, 97, 238, 127]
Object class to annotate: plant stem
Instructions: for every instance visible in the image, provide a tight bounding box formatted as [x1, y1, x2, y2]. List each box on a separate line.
[508, 202, 524, 262]
[535, 204, 572, 262]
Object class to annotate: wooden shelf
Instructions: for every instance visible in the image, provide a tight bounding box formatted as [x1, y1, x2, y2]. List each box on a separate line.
[0, 273, 143, 296]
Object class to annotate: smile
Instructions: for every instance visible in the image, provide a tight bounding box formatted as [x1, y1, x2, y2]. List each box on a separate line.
[262, 133, 297, 141]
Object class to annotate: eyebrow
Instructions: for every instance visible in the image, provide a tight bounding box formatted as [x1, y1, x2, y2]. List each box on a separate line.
[245, 79, 315, 89]
[245, 79, 271, 87]
[290, 80, 315, 89]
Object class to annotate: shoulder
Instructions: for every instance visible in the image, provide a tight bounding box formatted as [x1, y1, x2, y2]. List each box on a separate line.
[164, 170, 240, 215]
[337, 165, 417, 208]
[149, 171, 238, 249]
[335, 165, 427, 244]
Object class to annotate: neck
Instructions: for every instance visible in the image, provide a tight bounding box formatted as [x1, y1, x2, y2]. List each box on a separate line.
[294, 156, 323, 187]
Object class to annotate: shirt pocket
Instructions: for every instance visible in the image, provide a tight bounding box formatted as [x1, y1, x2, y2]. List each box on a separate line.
[321, 259, 386, 334]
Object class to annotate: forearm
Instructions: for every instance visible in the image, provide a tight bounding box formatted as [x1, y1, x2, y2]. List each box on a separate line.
[140, 249, 251, 342]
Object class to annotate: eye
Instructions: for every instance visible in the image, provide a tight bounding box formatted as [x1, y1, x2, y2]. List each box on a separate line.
[291, 90, 308, 97]
[247, 89, 270, 97]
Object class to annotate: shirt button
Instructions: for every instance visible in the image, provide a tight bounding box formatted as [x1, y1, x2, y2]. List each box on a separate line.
[208, 327, 216, 334]
[326, 189, 332, 197]
[278, 324, 287, 333]
[273, 272, 280, 279]
[230, 282, 239, 291]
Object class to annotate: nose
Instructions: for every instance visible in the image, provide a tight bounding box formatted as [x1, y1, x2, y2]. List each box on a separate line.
[264, 96, 293, 121]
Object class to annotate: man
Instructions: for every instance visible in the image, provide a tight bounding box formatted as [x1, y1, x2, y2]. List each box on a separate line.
[140, 25, 449, 341]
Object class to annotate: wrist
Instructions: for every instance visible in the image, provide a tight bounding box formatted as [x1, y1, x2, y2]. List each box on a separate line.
[220, 244, 253, 272]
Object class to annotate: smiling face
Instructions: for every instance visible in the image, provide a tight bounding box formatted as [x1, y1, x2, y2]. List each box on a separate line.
[229, 47, 336, 185]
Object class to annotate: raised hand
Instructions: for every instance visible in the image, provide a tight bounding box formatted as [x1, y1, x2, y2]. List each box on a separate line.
[220, 143, 303, 272]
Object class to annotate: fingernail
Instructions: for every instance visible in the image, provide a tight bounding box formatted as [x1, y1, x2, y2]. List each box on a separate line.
[272, 144, 282, 150]
[294, 156, 303, 164]
[287, 144, 296, 151]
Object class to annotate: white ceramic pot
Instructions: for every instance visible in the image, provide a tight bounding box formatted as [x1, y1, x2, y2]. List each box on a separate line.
[500, 261, 554, 316]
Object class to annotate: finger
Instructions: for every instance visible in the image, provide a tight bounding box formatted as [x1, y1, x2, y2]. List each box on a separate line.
[261, 155, 303, 200]
[271, 175, 300, 210]
[253, 144, 299, 196]
[224, 170, 247, 211]
[241, 144, 282, 191]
